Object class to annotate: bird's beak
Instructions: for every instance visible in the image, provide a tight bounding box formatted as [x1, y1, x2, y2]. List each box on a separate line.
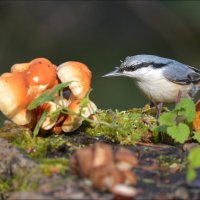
[102, 68, 122, 77]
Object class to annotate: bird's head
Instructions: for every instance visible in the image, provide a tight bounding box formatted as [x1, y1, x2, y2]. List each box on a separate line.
[103, 54, 170, 78]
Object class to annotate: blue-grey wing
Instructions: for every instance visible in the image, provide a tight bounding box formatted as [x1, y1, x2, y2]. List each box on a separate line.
[163, 61, 200, 85]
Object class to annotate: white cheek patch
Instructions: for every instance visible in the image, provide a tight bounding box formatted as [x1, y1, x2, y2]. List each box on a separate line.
[123, 66, 165, 82]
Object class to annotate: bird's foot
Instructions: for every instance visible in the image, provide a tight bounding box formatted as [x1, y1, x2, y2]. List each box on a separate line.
[150, 100, 163, 122]
[176, 90, 182, 103]
[155, 102, 163, 120]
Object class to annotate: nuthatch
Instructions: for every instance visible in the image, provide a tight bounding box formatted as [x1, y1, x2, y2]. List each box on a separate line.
[103, 54, 200, 118]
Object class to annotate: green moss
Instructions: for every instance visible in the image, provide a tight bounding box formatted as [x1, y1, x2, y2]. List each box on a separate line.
[0, 166, 39, 194]
[13, 169, 40, 192]
[0, 122, 81, 160]
[82, 108, 156, 145]
[0, 122, 80, 190]
[39, 158, 69, 176]
[0, 178, 12, 193]
[0, 107, 157, 150]
[0, 160, 67, 193]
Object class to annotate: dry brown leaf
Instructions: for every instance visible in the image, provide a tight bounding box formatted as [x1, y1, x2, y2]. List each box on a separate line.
[193, 100, 200, 132]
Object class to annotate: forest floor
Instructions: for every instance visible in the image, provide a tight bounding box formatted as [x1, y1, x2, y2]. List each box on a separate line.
[0, 109, 200, 200]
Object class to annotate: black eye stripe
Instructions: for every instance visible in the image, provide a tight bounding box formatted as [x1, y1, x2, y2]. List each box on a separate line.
[120, 61, 170, 72]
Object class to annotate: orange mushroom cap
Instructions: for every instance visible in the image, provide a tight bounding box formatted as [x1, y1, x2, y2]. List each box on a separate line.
[57, 61, 92, 100]
[26, 58, 57, 88]
[0, 58, 58, 126]
[0, 72, 32, 125]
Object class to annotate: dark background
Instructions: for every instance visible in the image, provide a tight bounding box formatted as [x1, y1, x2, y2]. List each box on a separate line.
[0, 1, 200, 124]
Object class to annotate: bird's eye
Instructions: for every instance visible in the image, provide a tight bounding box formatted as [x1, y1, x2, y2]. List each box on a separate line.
[123, 65, 134, 71]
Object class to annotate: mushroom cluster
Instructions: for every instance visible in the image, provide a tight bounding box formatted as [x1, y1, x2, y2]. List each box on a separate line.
[70, 143, 138, 198]
[0, 58, 97, 133]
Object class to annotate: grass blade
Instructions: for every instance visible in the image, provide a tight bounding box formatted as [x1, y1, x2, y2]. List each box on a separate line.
[28, 82, 73, 110]
[33, 110, 49, 137]
[27, 90, 51, 110]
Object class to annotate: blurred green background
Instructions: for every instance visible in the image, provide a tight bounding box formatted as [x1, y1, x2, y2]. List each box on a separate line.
[0, 1, 200, 125]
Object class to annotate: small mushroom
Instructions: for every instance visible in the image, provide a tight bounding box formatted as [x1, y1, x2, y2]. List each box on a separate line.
[70, 143, 114, 178]
[40, 96, 70, 131]
[115, 148, 138, 170]
[69, 143, 138, 195]
[122, 170, 138, 185]
[54, 96, 70, 107]
[61, 99, 97, 133]
[38, 101, 60, 130]
[60, 100, 82, 133]
[89, 164, 125, 192]
[93, 142, 114, 167]
[57, 61, 92, 100]
[55, 61, 97, 133]
[112, 184, 138, 199]
[70, 146, 94, 177]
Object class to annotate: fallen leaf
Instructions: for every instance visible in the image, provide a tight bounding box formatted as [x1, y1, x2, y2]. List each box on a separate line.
[193, 100, 200, 133]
